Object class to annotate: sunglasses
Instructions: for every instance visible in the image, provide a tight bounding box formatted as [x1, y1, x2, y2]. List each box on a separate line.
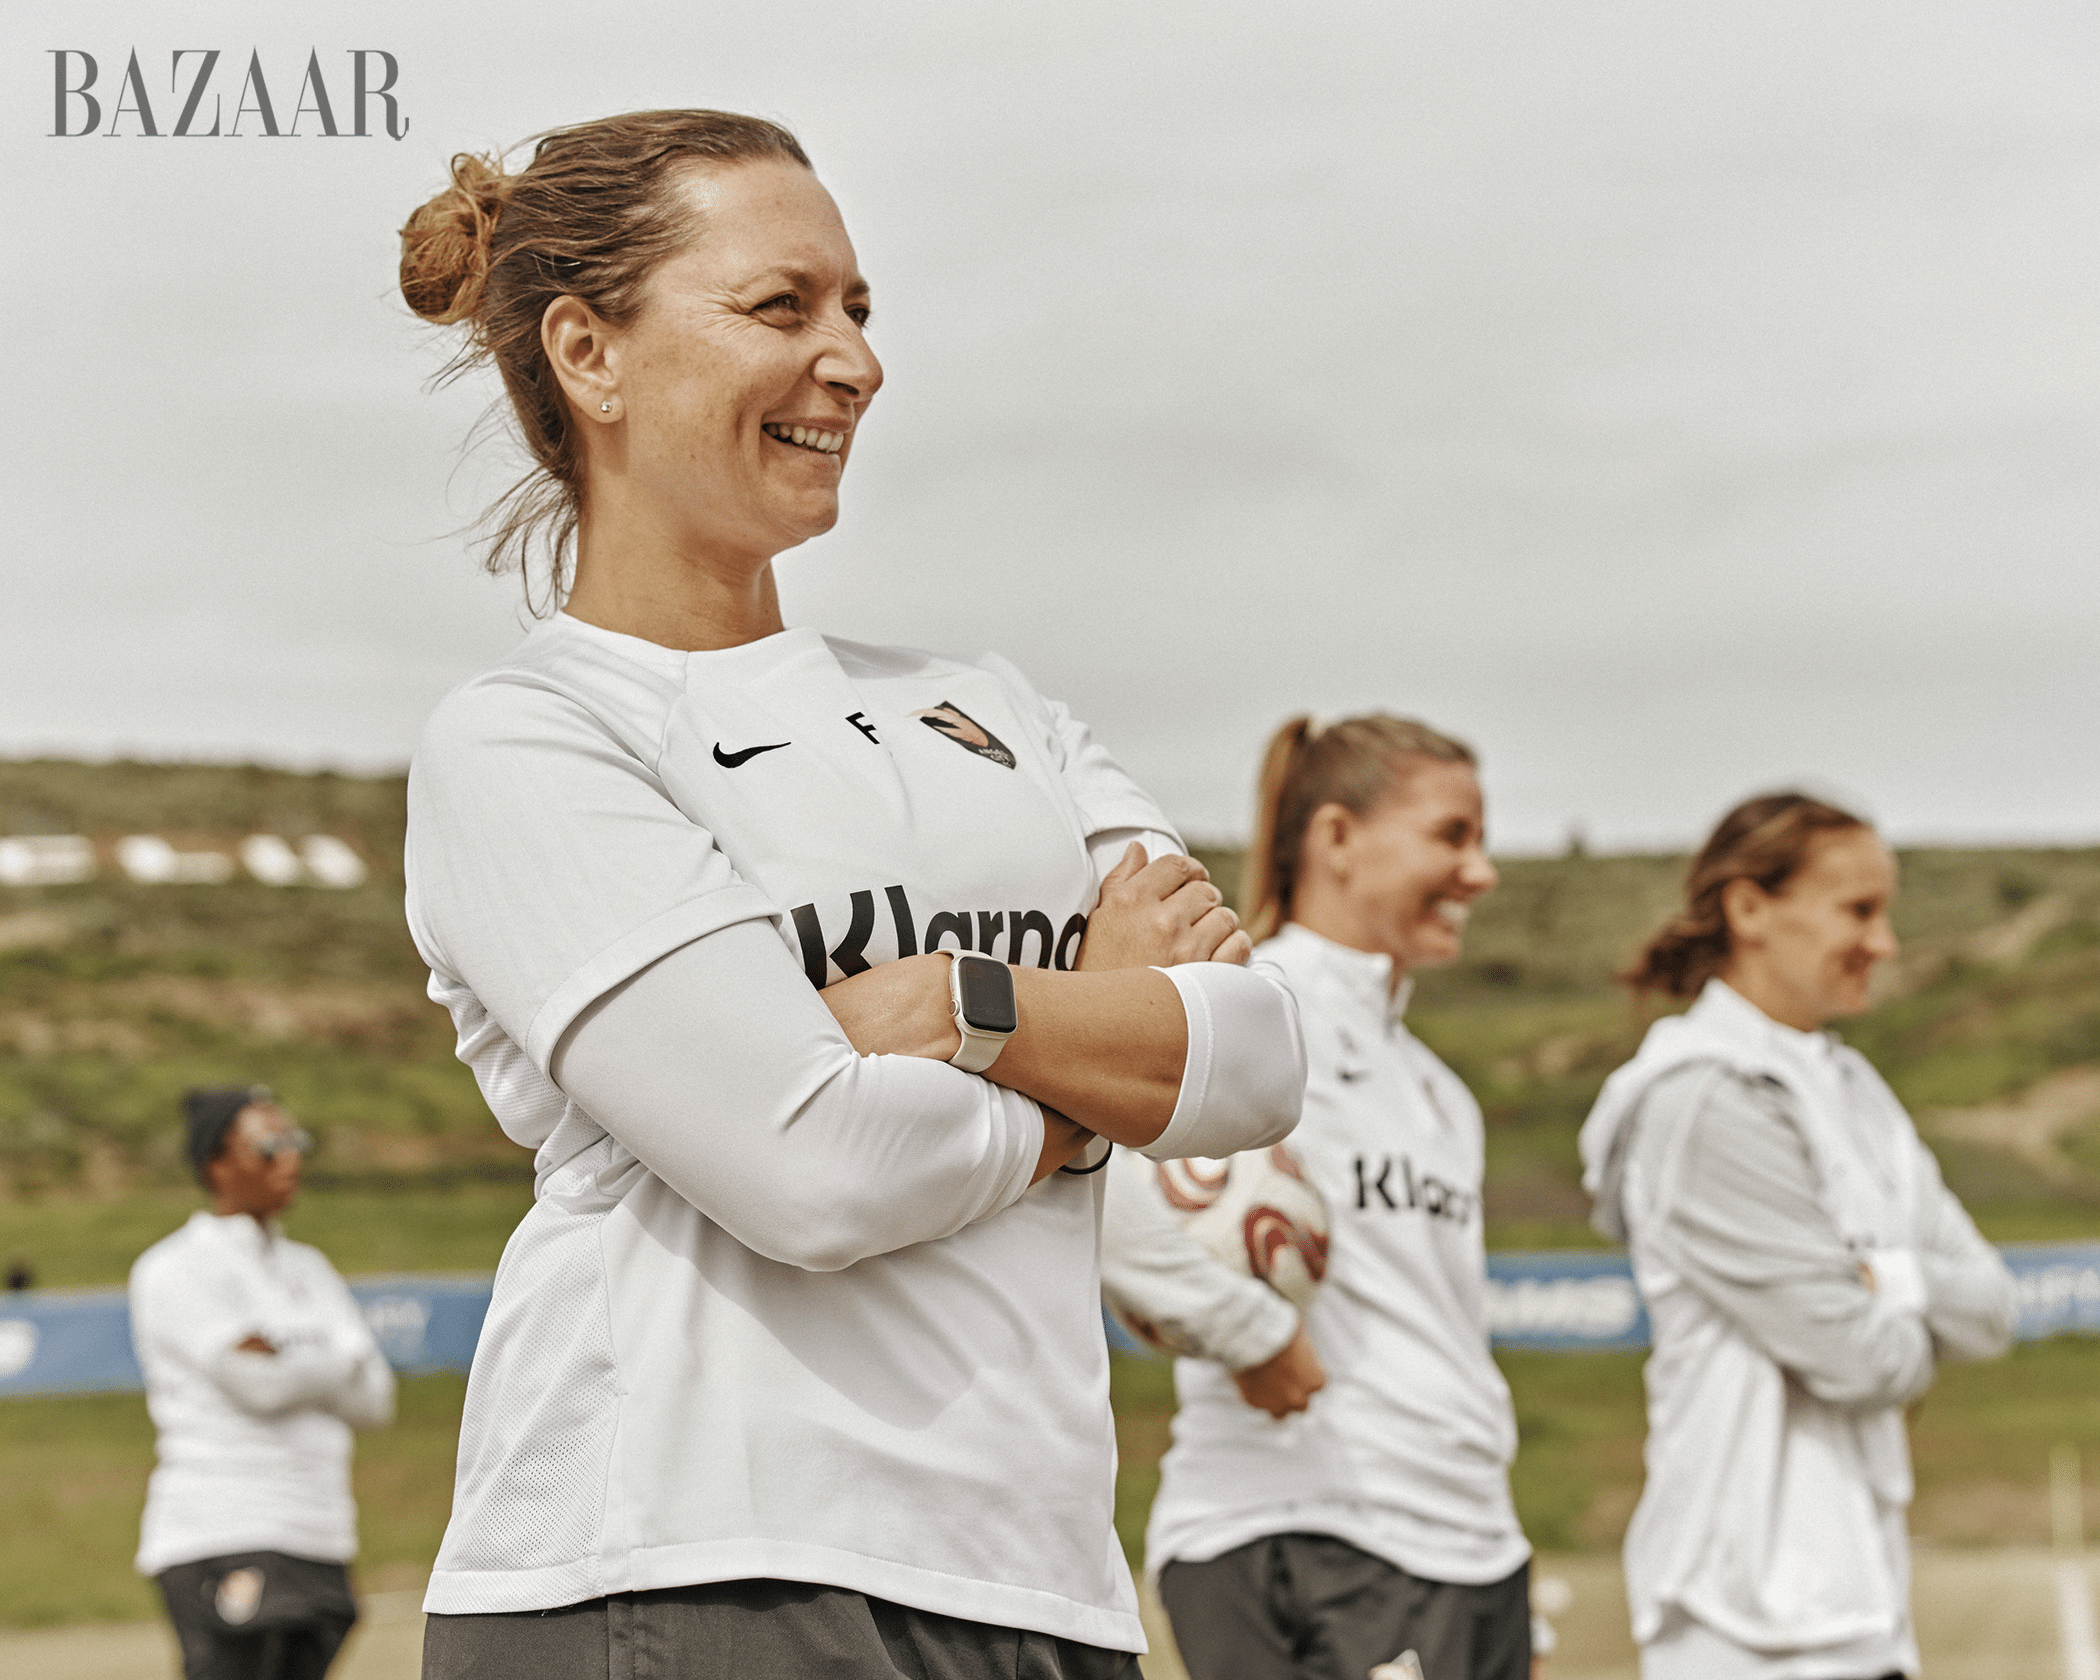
[252, 1126, 314, 1162]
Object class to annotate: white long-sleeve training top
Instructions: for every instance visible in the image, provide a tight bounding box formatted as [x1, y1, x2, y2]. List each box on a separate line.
[130, 1211, 395, 1575]
[404, 616, 1305, 1648]
[1580, 980, 2014, 1680]
[1101, 923, 1530, 1587]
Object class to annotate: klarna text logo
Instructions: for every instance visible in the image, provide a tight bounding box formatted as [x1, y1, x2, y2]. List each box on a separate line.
[49, 50, 408, 139]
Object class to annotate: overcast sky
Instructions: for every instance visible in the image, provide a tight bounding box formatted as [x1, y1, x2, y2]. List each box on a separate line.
[4, 0, 2095, 850]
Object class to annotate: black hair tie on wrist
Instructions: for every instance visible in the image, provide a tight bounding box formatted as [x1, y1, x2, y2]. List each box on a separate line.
[1058, 1147, 1112, 1176]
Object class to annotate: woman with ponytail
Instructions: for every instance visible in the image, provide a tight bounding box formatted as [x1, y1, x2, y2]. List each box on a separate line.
[1101, 714, 1536, 1680]
[1580, 794, 2013, 1680]
[395, 110, 1306, 1677]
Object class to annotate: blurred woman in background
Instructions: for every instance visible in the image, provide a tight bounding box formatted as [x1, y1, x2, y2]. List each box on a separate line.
[1101, 714, 1535, 1680]
[132, 1087, 394, 1680]
[1581, 792, 2015, 1680]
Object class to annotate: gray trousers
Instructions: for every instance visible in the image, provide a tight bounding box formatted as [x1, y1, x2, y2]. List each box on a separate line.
[158, 1552, 357, 1680]
[1158, 1534, 1530, 1680]
[421, 1576, 1141, 1680]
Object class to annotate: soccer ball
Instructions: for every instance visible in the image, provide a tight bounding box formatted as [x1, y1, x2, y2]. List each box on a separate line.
[1111, 1145, 1331, 1356]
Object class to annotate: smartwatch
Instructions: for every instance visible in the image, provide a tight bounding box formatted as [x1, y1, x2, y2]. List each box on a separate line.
[947, 953, 1018, 1074]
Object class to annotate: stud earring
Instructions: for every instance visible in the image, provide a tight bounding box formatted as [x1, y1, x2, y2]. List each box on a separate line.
[600, 401, 612, 414]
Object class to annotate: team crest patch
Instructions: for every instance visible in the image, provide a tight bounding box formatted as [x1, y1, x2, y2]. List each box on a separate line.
[914, 702, 1016, 769]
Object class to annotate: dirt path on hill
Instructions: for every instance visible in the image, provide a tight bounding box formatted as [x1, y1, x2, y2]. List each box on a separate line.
[1924, 1065, 2100, 1187]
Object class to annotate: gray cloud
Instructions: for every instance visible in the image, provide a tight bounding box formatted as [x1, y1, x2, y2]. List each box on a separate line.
[5, 0, 2095, 848]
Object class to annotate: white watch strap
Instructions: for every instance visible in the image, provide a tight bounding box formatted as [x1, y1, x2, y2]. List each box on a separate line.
[950, 1023, 1007, 1075]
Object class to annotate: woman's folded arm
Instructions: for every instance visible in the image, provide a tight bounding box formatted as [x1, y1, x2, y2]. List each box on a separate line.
[551, 919, 1046, 1272]
[1911, 1143, 2017, 1362]
[1645, 1066, 1936, 1410]
[817, 841, 1305, 1157]
[208, 1341, 372, 1418]
[1098, 1146, 1301, 1369]
[1134, 959, 1304, 1159]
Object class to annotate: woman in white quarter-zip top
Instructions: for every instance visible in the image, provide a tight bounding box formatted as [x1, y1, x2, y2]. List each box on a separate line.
[1101, 714, 1536, 1680]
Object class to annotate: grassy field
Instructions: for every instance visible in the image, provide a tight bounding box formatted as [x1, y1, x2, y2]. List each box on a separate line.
[1113, 1338, 2100, 1565]
[0, 1376, 467, 1627]
[0, 1182, 533, 1292]
[11, 1340, 2100, 1630]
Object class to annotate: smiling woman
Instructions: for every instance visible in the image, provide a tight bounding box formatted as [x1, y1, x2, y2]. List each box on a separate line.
[1099, 714, 1541, 1680]
[1581, 793, 2017, 1680]
[393, 110, 1306, 1679]
[398, 112, 835, 616]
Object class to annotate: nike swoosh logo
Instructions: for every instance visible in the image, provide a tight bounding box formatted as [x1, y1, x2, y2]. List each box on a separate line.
[713, 741, 791, 769]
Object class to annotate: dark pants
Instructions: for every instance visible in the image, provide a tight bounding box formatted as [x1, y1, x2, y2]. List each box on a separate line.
[1158, 1534, 1530, 1680]
[158, 1552, 358, 1680]
[422, 1576, 1142, 1680]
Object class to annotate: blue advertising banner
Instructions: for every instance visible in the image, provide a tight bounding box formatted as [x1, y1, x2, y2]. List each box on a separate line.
[1482, 1250, 1651, 1352]
[1999, 1244, 2100, 1342]
[1106, 1242, 2100, 1358]
[1476, 1243, 2100, 1352]
[8, 1244, 2100, 1396]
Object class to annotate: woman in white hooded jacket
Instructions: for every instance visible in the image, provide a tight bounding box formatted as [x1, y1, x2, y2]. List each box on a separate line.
[1579, 792, 2014, 1680]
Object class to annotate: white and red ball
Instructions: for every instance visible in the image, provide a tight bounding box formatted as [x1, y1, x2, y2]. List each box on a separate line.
[1112, 1145, 1331, 1356]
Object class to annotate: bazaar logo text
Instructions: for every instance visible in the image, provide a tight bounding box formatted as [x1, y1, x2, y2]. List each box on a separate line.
[49, 50, 408, 139]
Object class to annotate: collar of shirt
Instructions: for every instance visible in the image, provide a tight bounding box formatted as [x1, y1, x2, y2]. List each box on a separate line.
[1695, 978, 1912, 1183]
[1696, 977, 1844, 1065]
[186, 1209, 284, 1260]
[1264, 922, 1415, 1032]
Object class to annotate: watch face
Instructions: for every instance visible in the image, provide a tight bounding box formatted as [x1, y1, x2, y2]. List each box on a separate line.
[956, 956, 1018, 1035]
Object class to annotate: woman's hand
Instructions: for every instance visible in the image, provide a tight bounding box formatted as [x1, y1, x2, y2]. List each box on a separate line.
[1078, 844, 1252, 971]
[1231, 1322, 1326, 1418]
[1033, 1107, 1097, 1183]
[821, 954, 961, 1060]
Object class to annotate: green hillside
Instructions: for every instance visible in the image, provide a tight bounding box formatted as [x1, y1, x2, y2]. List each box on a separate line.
[1205, 840, 2100, 1247]
[1413, 847, 2100, 1246]
[1, 763, 2095, 1264]
[0, 760, 509, 1212]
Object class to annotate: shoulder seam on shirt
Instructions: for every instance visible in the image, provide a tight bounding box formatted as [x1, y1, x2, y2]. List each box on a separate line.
[965, 651, 1061, 752]
[435, 668, 668, 778]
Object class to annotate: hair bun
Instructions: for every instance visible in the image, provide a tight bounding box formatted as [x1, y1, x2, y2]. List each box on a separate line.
[399, 152, 509, 325]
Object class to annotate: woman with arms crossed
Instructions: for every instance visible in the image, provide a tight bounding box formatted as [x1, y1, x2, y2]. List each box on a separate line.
[396, 111, 1304, 1678]
[1580, 793, 2014, 1680]
[1101, 716, 1535, 1680]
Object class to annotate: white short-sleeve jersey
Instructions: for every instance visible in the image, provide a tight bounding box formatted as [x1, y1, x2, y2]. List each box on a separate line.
[405, 614, 1183, 1648]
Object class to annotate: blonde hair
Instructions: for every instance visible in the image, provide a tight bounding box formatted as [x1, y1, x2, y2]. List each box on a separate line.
[1241, 713, 1477, 944]
[1621, 791, 1869, 999]
[398, 110, 812, 613]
